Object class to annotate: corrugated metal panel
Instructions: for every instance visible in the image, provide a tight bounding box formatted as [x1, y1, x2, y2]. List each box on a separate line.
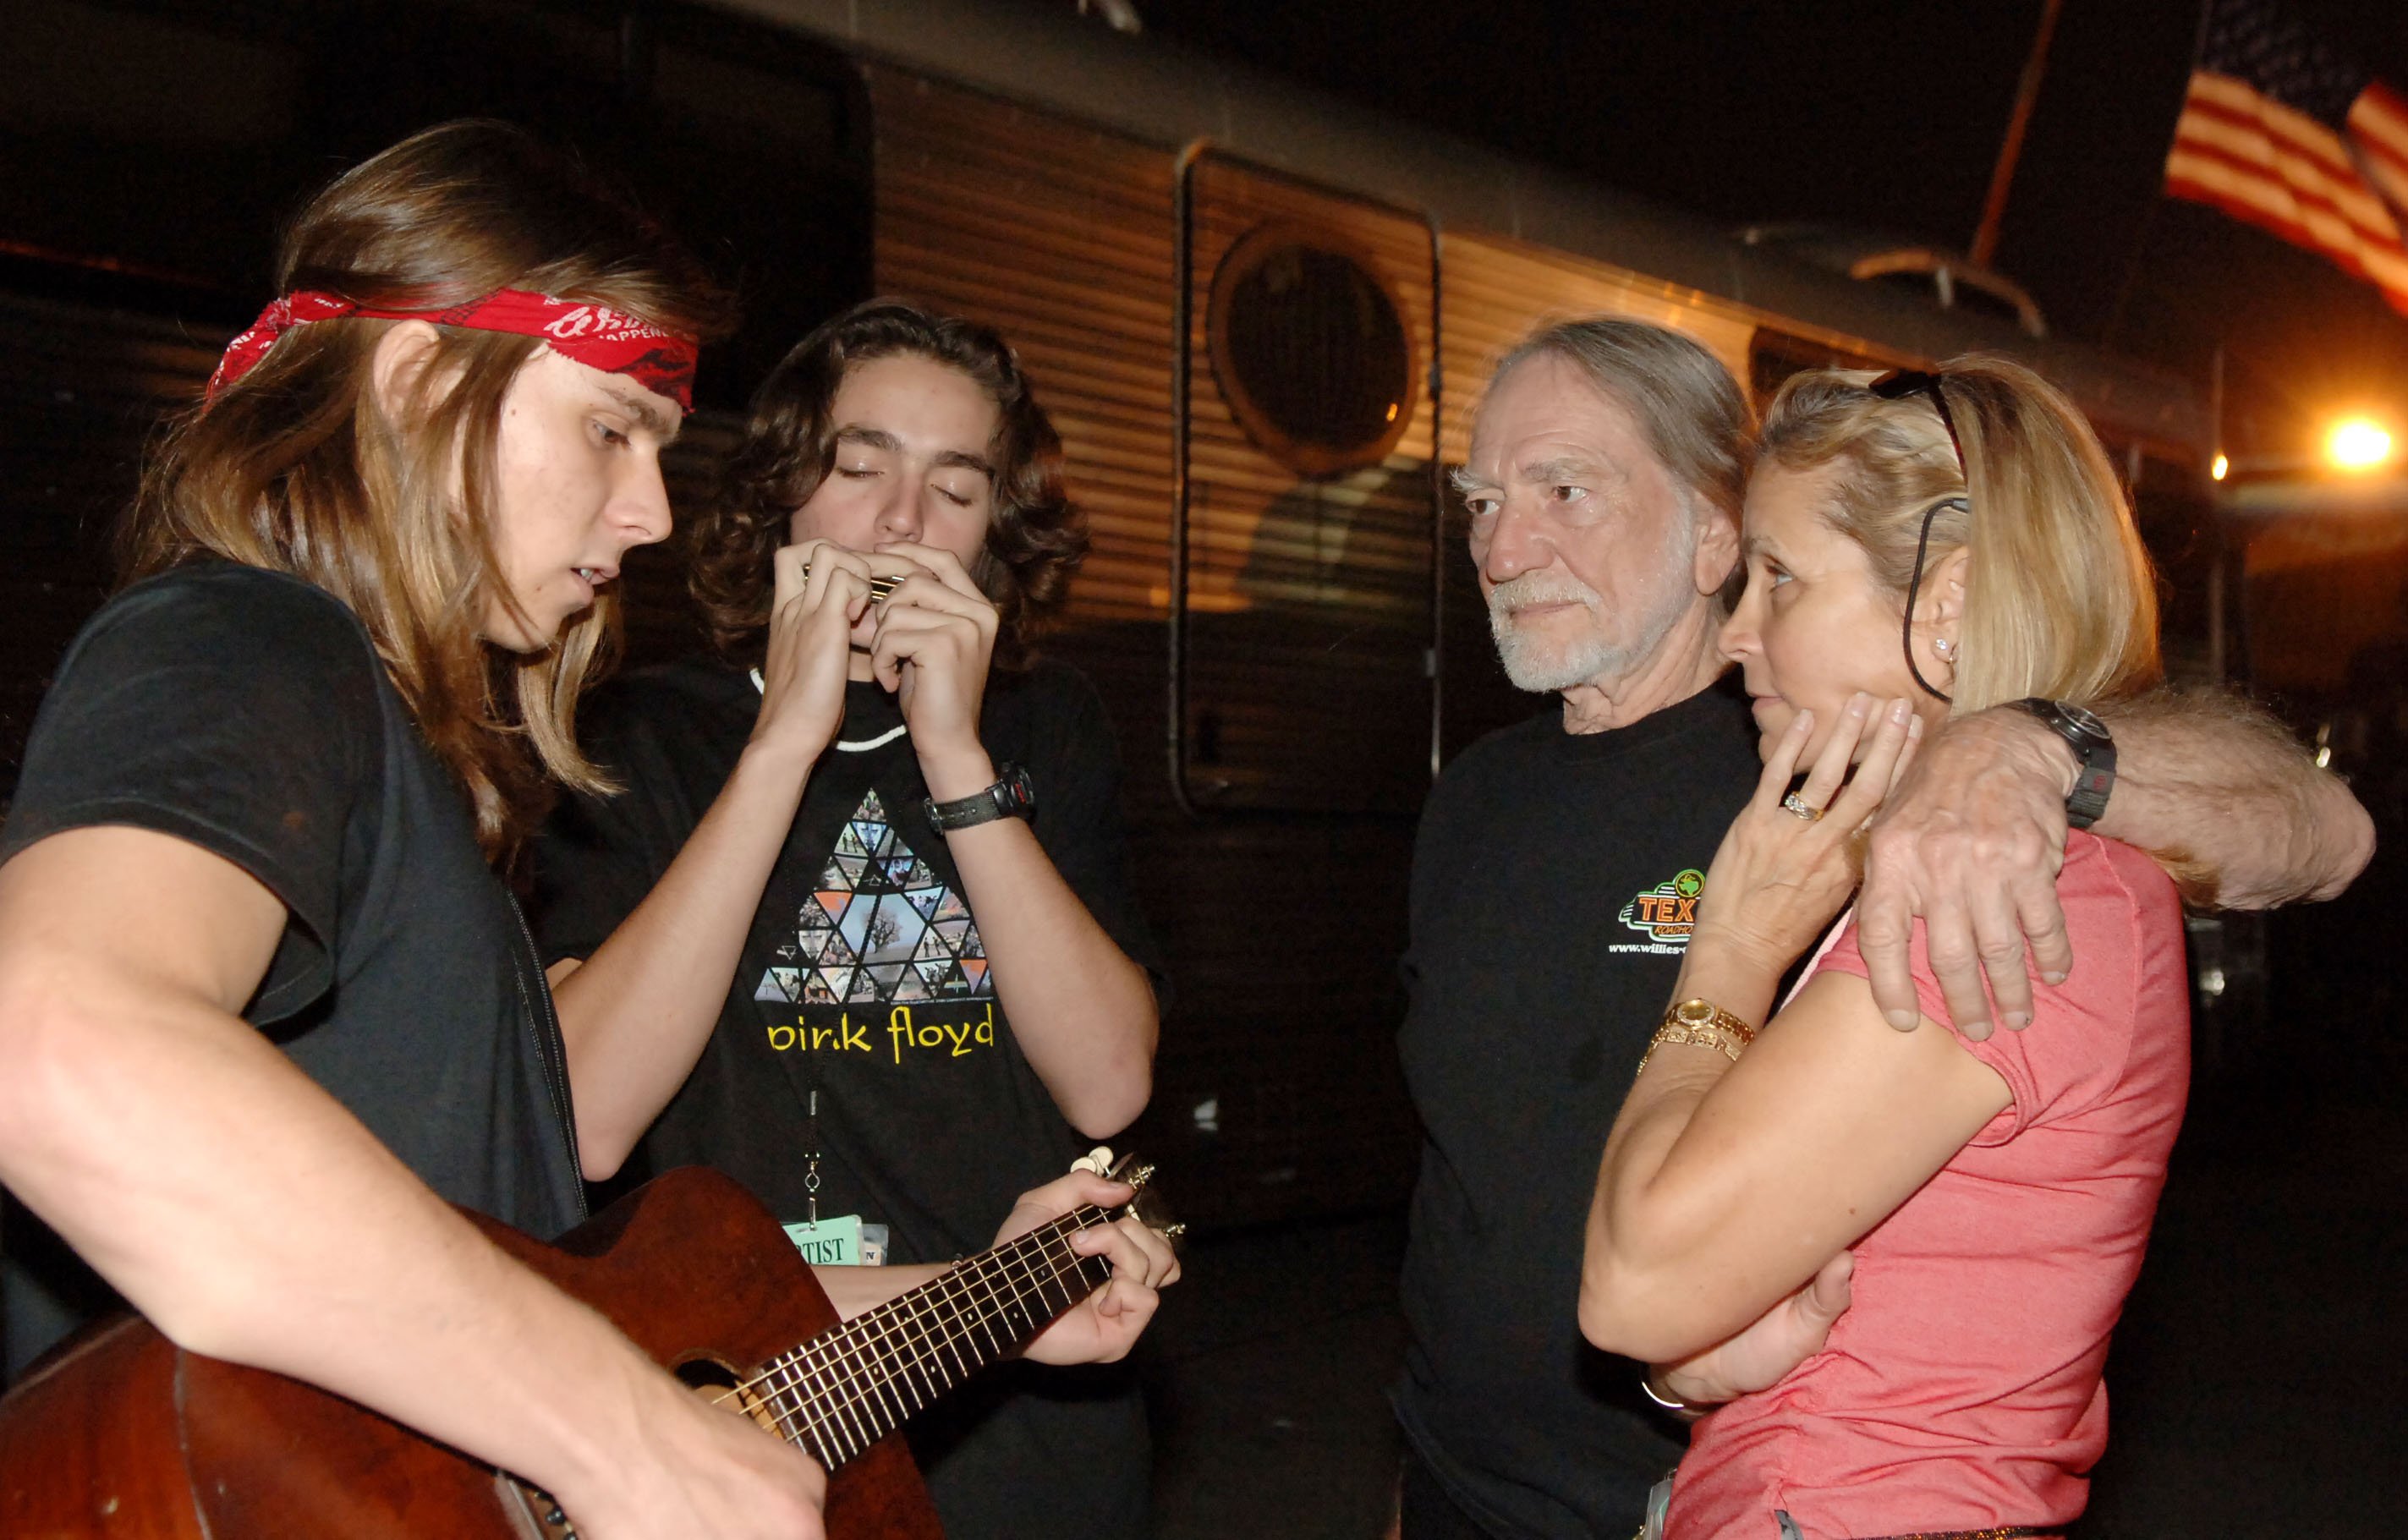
[867, 69, 1418, 1224]
[1178, 152, 1439, 818]
[869, 70, 1177, 629]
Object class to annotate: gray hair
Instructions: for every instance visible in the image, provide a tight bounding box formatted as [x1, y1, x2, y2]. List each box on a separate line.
[1492, 318, 1753, 529]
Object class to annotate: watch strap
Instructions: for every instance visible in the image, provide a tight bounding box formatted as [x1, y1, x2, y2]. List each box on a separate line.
[922, 763, 1035, 832]
[2065, 745, 2116, 830]
[2008, 698, 2116, 831]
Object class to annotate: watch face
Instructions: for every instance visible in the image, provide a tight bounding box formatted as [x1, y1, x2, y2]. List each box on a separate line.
[2059, 703, 2109, 742]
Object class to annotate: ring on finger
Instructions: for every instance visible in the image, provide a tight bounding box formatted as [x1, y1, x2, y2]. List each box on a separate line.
[1780, 792, 1824, 823]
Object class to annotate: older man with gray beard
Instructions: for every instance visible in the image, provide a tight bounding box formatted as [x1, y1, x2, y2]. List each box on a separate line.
[1389, 319, 2372, 1540]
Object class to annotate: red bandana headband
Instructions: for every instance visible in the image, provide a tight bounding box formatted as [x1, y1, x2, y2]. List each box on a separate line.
[206, 288, 699, 411]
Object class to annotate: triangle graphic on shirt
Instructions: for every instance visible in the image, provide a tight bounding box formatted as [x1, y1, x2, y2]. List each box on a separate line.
[755, 967, 800, 1003]
[759, 786, 991, 1007]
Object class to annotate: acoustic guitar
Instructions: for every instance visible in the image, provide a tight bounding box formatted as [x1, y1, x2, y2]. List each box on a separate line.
[0, 1150, 1177, 1537]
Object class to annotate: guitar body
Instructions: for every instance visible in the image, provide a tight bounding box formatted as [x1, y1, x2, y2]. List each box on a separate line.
[0, 1167, 943, 1539]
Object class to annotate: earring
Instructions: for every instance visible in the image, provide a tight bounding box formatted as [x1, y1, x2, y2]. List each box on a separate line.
[1933, 637, 1957, 661]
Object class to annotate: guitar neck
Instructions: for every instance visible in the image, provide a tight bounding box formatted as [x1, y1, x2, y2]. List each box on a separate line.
[745, 1204, 1116, 1471]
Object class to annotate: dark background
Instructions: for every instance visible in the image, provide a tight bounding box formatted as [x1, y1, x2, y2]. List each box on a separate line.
[1142, 0, 2408, 458]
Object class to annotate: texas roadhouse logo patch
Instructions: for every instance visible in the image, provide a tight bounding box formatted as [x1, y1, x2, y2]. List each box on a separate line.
[1612, 868, 1705, 955]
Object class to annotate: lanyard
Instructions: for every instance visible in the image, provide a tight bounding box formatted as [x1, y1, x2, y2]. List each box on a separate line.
[804, 1087, 822, 1224]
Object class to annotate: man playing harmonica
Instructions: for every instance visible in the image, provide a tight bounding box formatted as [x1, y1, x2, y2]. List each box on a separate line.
[531, 299, 1166, 1540]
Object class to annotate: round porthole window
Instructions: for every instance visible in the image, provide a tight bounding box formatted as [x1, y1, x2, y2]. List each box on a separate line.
[1207, 223, 1417, 477]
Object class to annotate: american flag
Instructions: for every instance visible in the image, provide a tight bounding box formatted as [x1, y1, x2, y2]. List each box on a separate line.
[2162, 0, 2408, 315]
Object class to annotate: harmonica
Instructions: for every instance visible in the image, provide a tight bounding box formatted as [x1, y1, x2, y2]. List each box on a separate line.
[791, 561, 905, 601]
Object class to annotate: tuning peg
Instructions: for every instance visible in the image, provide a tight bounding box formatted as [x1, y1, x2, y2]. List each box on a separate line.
[1127, 1164, 1155, 1189]
[1070, 1146, 1117, 1177]
[1162, 1222, 1187, 1240]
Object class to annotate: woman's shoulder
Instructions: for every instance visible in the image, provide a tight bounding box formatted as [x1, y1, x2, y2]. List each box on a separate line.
[2059, 830, 2183, 935]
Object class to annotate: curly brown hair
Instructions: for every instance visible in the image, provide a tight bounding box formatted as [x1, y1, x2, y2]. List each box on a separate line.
[688, 299, 1087, 664]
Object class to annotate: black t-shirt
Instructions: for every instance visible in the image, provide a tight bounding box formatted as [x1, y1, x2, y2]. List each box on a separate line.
[531, 655, 1162, 1540]
[1391, 676, 1763, 1539]
[1, 564, 585, 1382]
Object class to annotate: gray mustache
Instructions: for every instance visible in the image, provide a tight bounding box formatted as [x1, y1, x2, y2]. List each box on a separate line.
[1487, 575, 1600, 613]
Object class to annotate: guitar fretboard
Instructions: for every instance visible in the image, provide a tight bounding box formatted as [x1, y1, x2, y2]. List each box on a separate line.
[743, 1205, 1116, 1469]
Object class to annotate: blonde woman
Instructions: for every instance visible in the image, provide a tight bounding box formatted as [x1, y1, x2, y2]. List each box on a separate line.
[1581, 359, 2193, 1539]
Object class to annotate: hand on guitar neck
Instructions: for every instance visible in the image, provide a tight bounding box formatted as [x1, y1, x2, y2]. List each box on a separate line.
[571, 1160, 1181, 1540]
[0, 1153, 1183, 1540]
[990, 1165, 1182, 1363]
[809, 1166, 1180, 1362]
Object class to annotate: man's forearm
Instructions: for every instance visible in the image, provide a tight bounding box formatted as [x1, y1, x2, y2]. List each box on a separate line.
[921, 741, 1157, 1137]
[0, 979, 681, 1517]
[2091, 690, 2374, 907]
[553, 737, 816, 1176]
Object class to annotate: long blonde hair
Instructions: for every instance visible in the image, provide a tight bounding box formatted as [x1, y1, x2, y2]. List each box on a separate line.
[123, 121, 732, 859]
[1755, 356, 2161, 714]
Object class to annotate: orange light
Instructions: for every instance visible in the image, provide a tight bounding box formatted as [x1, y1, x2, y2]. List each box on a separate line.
[2210, 452, 2229, 481]
[2324, 417, 2394, 473]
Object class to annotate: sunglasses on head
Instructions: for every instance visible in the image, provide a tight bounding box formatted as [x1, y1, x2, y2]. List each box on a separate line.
[1868, 369, 1967, 705]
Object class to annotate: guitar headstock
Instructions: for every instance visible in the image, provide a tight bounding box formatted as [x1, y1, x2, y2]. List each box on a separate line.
[1074, 1146, 1186, 1255]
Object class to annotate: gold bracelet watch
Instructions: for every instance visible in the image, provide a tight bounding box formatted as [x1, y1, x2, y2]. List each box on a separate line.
[1635, 996, 1758, 1077]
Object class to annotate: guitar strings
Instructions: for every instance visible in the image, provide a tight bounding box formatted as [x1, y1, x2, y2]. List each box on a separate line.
[740, 1208, 1104, 1466]
[707, 1203, 1112, 1457]
[720, 1205, 1086, 1417]
[760, 1208, 1104, 1458]
[775, 1214, 1108, 1464]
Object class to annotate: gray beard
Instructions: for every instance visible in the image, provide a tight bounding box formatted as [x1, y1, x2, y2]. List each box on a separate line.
[1488, 564, 1698, 695]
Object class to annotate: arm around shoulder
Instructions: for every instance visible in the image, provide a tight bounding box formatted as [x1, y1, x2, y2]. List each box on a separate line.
[2093, 689, 2374, 907]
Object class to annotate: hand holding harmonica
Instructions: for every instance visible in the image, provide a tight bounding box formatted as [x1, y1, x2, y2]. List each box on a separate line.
[790, 559, 904, 603]
[753, 540, 882, 762]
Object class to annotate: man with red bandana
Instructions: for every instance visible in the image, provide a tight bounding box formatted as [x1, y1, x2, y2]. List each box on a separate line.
[0, 124, 1171, 1540]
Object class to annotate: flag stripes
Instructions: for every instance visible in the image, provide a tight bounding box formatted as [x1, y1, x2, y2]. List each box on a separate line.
[2162, 1, 2408, 316]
